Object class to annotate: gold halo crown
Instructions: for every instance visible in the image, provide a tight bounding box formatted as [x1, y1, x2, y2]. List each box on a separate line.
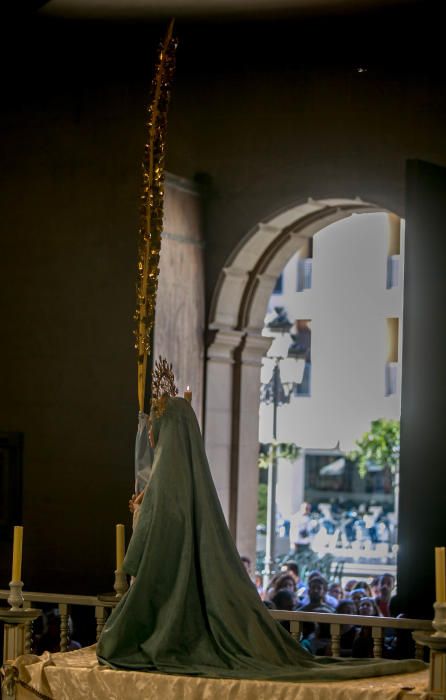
[151, 356, 178, 417]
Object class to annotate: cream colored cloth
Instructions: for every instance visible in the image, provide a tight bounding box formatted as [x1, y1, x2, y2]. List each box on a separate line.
[15, 646, 429, 700]
[11, 651, 54, 699]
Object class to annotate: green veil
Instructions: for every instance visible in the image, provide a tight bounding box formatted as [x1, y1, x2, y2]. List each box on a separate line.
[97, 397, 424, 681]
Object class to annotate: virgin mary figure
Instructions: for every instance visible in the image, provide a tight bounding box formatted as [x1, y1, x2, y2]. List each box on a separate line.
[97, 395, 424, 681]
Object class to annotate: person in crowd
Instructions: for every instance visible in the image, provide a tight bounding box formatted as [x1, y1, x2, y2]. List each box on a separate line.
[35, 608, 81, 655]
[371, 576, 381, 598]
[384, 607, 414, 660]
[264, 571, 287, 599]
[302, 621, 332, 656]
[328, 581, 343, 603]
[290, 501, 314, 553]
[271, 589, 297, 611]
[299, 571, 337, 608]
[298, 578, 334, 656]
[298, 577, 335, 613]
[254, 573, 265, 599]
[352, 597, 382, 658]
[281, 561, 299, 585]
[353, 580, 373, 597]
[271, 589, 297, 633]
[268, 573, 296, 601]
[349, 588, 367, 613]
[281, 561, 306, 598]
[282, 561, 299, 581]
[335, 600, 358, 656]
[358, 598, 381, 617]
[344, 579, 358, 594]
[375, 573, 395, 617]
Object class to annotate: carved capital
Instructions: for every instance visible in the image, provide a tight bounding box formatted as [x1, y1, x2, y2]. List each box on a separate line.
[207, 329, 244, 364]
[241, 334, 273, 368]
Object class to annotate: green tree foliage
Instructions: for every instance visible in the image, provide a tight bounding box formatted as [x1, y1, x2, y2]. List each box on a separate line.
[257, 483, 268, 526]
[258, 442, 300, 469]
[257, 443, 300, 525]
[348, 418, 400, 479]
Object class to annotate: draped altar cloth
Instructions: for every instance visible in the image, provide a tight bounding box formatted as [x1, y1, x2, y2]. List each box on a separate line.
[15, 646, 429, 700]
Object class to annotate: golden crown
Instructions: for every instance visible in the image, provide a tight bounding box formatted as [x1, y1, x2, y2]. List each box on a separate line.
[151, 356, 178, 417]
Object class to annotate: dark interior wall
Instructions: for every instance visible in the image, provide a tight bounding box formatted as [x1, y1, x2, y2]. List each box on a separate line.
[172, 60, 446, 304]
[165, 6, 446, 304]
[398, 160, 446, 619]
[0, 5, 444, 594]
[0, 19, 160, 593]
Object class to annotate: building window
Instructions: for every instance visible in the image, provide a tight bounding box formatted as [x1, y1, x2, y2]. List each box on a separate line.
[385, 362, 398, 396]
[273, 273, 283, 294]
[386, 255, 400, 289]
[386, 213, 401, 289]
[295, 362, 311, 397]
[297, 258, 312, 292]
[385, 318, 399, 396]
[289, 320, 312, 397]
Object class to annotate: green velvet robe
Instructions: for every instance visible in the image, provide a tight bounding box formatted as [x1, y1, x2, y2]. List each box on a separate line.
[97, 397, 425, 681]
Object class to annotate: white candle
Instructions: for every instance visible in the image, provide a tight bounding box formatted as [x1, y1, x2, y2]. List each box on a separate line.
[184, 385, 192, 403]
[12, 526, 23, 583]
[116, 524, 125, 572]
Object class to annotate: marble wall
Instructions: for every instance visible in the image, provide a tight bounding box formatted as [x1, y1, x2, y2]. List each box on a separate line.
[154, 175, 205, 425]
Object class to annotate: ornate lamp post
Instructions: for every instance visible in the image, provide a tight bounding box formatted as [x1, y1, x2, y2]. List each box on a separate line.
[261, 359, 292, 588]
[260, 308, 304, 589]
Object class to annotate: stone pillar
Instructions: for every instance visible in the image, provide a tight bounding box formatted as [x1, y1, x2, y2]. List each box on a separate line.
[235, 334, 273, 564]
[155, 174, 205, 425]
[205, 329, 243, 523]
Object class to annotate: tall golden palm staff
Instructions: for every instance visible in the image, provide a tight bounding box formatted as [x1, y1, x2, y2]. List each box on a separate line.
[132, 21, 177, 504]
[134, 19, 177, 414]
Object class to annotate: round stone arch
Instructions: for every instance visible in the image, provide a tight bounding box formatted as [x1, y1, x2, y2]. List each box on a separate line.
[204, 196, 388, 563]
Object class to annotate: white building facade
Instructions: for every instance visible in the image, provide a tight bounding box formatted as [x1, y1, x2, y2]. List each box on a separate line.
[259, 211, 404, 526]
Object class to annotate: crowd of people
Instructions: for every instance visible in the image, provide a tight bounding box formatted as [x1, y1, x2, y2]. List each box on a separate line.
[273, 501, 397, 560]
[241, 557, 410, 658]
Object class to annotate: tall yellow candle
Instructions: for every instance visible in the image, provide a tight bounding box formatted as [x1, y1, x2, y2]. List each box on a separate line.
[11, 526, 24, 582]
[435, 547, 446, 603]
[116, 524, 125, 572]
[184, 385, 192, 403]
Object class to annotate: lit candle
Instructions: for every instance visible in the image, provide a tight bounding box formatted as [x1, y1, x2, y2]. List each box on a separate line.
[11, 526, 23, 583]
[435, 546, 446, 603]
[184, 385, 192, 403]
[116, 524, 125, 572]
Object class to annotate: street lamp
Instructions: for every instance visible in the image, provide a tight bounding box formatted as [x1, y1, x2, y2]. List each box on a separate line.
[260, 306, 305, 588]
[260, 358, 294, 588]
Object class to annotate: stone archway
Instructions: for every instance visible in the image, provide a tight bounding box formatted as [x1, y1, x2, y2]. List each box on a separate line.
[204, 196, 386, 562]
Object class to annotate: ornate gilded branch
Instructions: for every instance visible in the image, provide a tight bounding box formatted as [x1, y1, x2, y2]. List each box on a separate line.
[134, 19, 177, 413]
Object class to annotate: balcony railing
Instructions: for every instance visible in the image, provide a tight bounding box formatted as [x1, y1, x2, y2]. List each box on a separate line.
[0, 589, 115, 656]
[0, 589, 433, 661]
[270, 609, 432, 659]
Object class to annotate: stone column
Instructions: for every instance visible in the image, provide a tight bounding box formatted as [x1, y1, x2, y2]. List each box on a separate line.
[235, 334, 273, 564]
[205, 329, 244, 523]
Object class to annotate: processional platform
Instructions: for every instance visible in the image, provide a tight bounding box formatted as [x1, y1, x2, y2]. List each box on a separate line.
[11, 645, 428, 700]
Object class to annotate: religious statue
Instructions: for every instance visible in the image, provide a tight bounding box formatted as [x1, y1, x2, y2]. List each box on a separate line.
[96, 362, 424, 682]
